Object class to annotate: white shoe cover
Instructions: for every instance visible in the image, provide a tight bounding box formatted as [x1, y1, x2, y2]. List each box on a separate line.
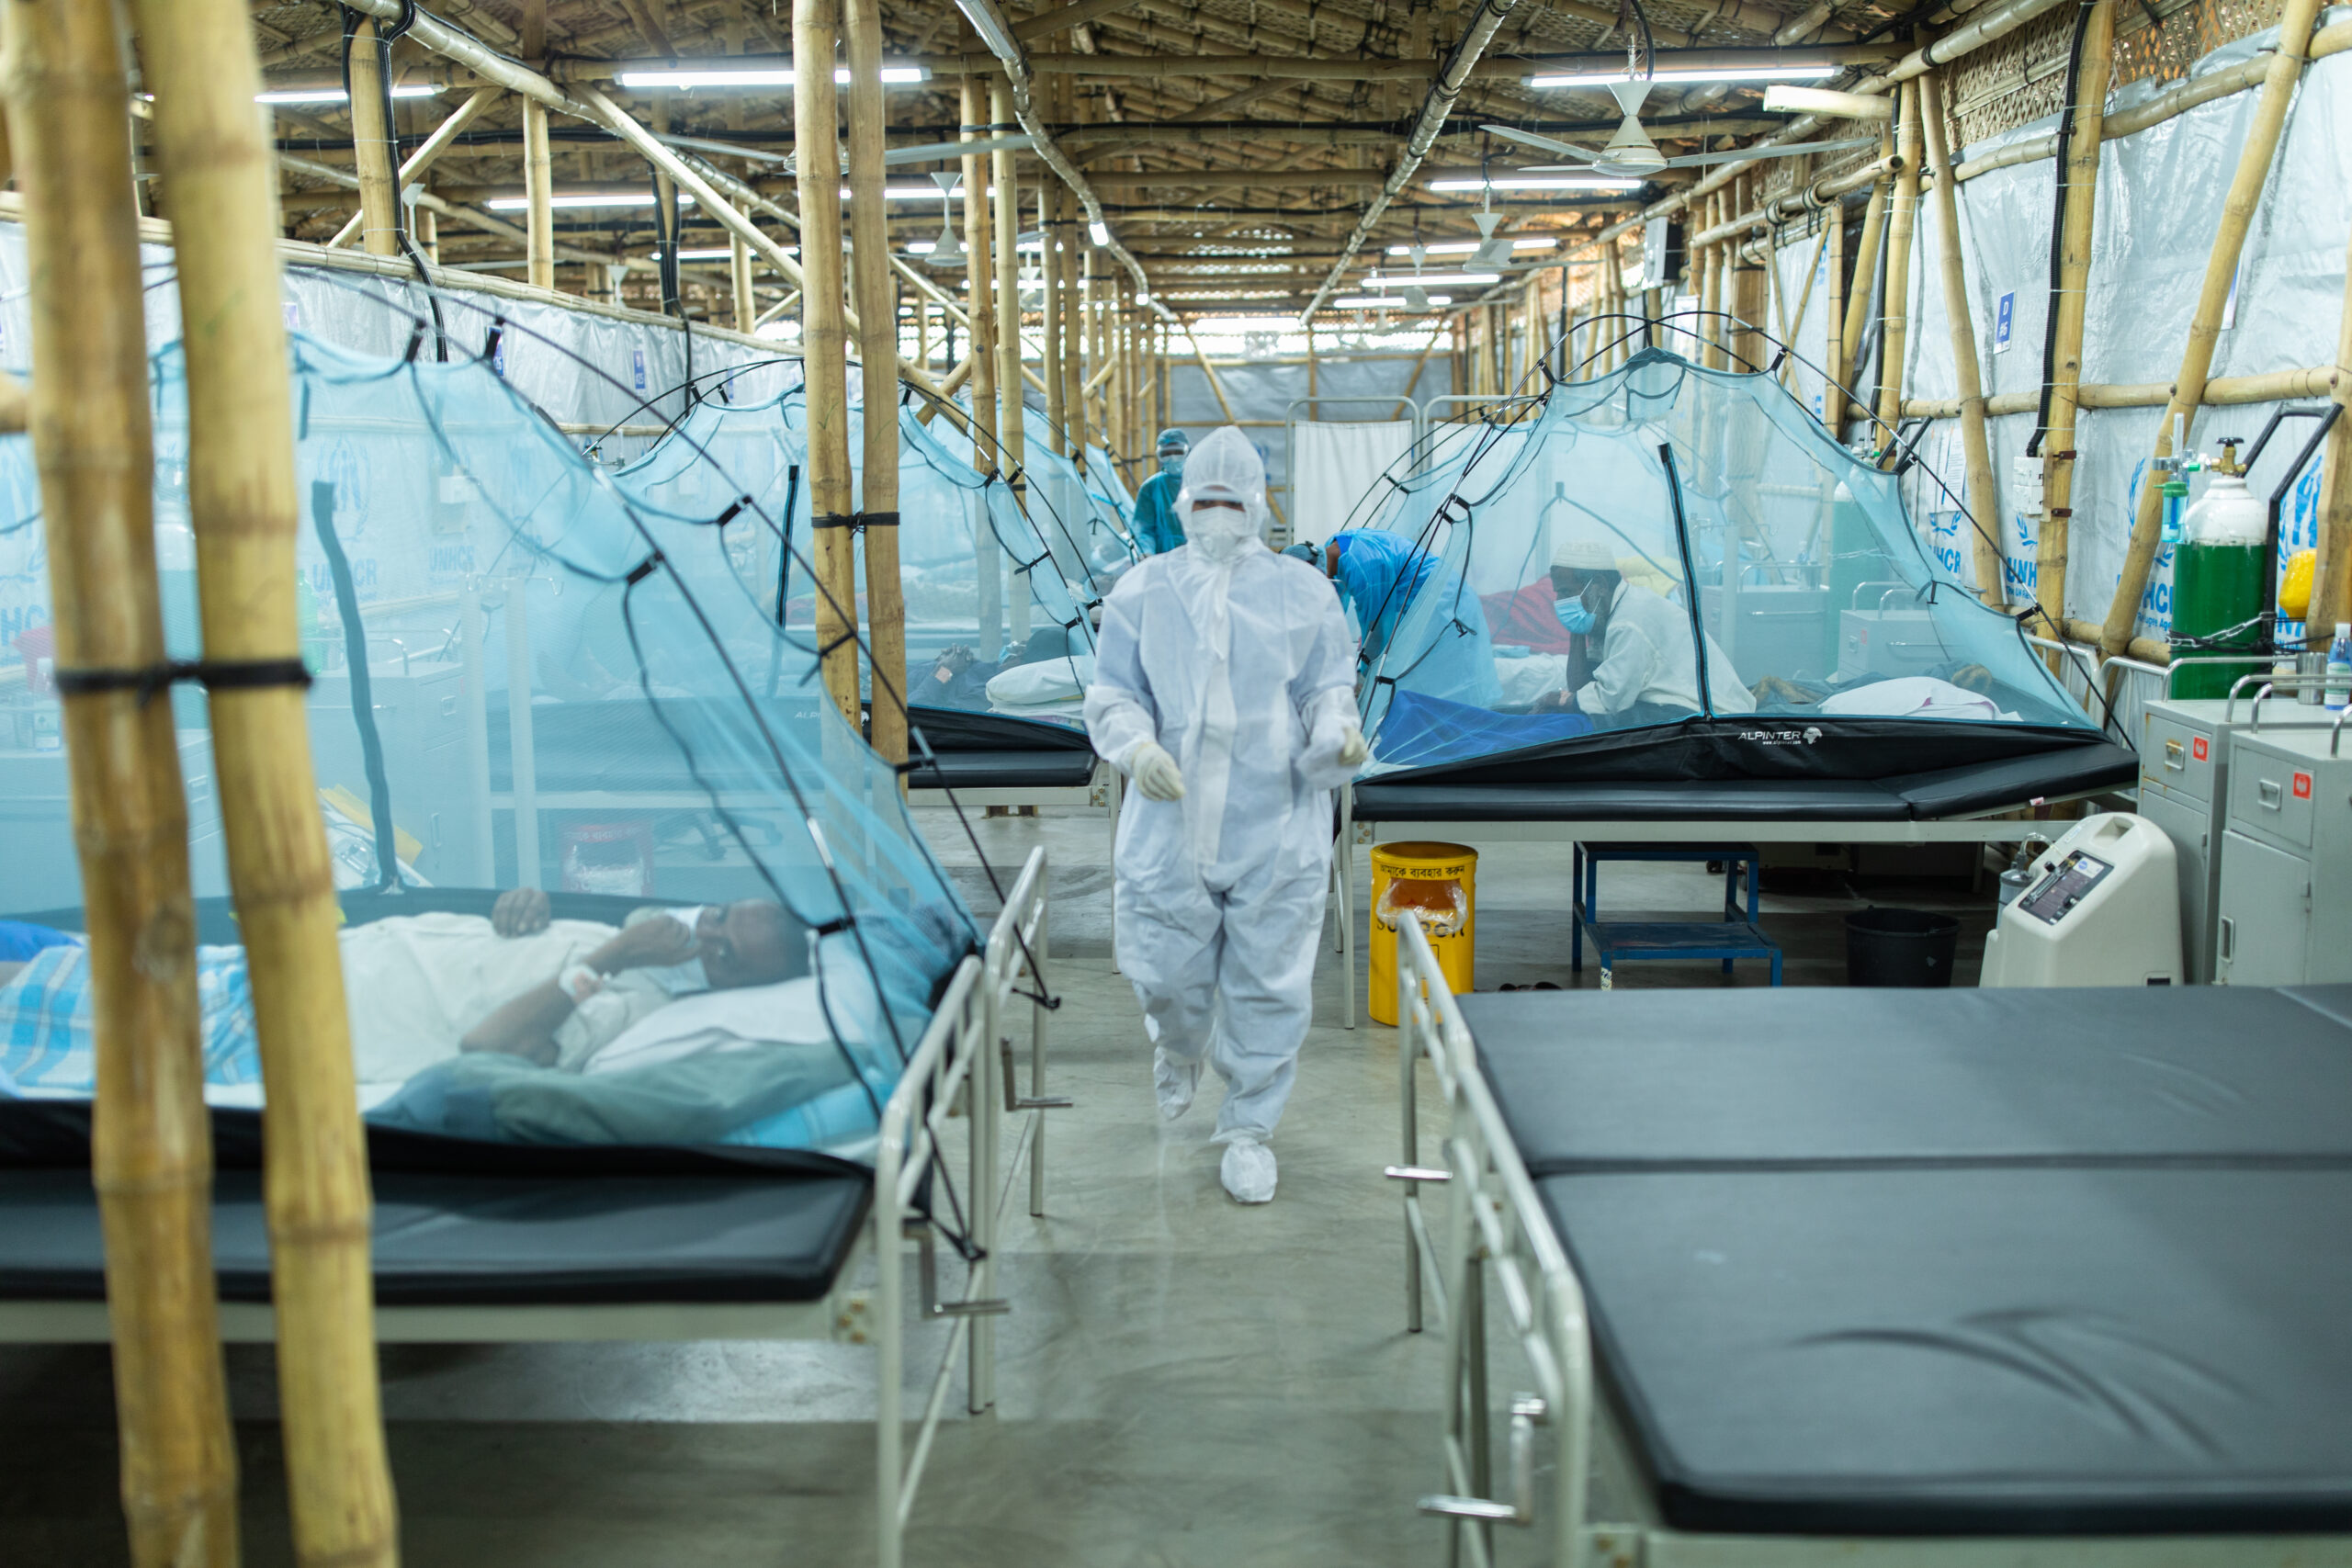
[1220, 1137, 1277, 1204]
[1153, 1047, 1202, 1122]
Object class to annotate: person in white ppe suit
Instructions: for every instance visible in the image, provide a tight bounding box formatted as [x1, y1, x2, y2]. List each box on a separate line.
[1083, 427, 1366, 1204]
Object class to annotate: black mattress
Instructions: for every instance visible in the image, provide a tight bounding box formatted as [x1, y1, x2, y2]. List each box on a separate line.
[1453, 986, 2352, 1536]
[1355, 739, 2139, 823]
[0, 1104, 870, 1308]
[902, 748, 1098, 791]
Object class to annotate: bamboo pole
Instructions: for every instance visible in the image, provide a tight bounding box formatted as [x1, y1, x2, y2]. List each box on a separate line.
[730, 232, 756, 333]
[1781, 222, 1833, 390]
[323, 86, 498, 250]
[845, 0, 905, 766]
[1063, 181, 1086, 463]
[522, 96, 554, 291]
[1042, 188, 1066, 457]
[1823, 199, 1847, 411]
[132, 2, 401, 1562]
[991, 85, 1028, 507]
[2102, 0, 2327, 653]
[1906, 366, 2343, 418]
[1918, 69, 2007, 607]
[2306, 224, 2352, 645]
[2036, 0, 2114, 640]
[4, 5, 241, 1562]
[962, 74, 1000, 479]
[1873, 80, 1924, 456]
[345, 17, 401, 256]
[1838, 149, 1893, 426]
[796, 0, 859, 727]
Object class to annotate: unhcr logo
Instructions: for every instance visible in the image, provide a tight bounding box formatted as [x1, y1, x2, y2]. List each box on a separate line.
[1738, 727, 1824, 746]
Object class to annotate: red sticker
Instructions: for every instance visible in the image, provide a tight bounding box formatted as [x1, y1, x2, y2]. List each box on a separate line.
[2293, 772, 2313, 800]
[2192, 737, 2209, 761]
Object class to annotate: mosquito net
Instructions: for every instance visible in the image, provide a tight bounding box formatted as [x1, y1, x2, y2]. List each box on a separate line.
[0, 332, 977, 1158]
[1344, 348, 2104, 783]
[616, 388, 1135, 740]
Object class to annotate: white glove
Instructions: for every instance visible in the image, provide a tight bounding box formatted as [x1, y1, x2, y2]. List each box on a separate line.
[1126, 739, 1187, 802]
[1336, 725, 1369, 768]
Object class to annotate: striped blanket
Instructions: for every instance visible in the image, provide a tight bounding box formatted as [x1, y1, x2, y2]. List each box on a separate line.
[0, 937, 260, 1097]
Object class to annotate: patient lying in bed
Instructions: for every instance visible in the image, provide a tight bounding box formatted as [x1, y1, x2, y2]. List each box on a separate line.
[0, 892, 874, 1149]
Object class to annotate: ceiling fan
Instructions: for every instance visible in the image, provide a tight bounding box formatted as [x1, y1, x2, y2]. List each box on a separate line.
[1485, 112, 1878, 181]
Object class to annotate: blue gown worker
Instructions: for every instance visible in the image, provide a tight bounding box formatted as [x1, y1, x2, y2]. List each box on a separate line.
[1322, 528, 1497, 705]
[1084, 427, 1366, 1204]
[1129, 429, 1191, 555]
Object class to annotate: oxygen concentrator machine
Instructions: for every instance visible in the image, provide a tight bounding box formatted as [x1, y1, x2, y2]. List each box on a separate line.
[1980, 813, 2184, 988]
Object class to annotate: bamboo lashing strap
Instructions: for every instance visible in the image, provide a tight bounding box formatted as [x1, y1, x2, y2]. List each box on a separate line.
[52, 659, 314, 703]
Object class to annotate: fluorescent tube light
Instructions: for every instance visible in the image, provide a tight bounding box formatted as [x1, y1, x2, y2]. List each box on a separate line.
[1528, 63, 1838, 88]
[257, 85, 442, 104]
[1427, 176, 1643, 192]
[1385, 238, 1560, 255]
[1361, 271, 1499, 287]
[1336, 295, 1452, 309]
[650, 248, 737, 261]
[485, 193, 698, 210]
[616, 63, 928, 89]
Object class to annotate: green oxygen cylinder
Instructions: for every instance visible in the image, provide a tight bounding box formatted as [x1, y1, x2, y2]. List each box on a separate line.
[2168, 470, 2269, 700]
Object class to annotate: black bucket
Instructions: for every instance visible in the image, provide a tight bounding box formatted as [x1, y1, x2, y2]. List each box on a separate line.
[1845, 907, 1961, 987]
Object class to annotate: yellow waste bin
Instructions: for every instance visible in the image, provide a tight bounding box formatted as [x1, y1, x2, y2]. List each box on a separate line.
[1366, 841, 1477, 1025]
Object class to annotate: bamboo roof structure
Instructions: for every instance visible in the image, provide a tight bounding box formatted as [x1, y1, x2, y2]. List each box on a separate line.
[215, 0, 1928, 326]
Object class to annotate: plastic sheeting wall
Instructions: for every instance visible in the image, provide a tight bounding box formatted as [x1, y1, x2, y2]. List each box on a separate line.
[1164, 346, 1456, 511]
[1867, 11, 2350, 642]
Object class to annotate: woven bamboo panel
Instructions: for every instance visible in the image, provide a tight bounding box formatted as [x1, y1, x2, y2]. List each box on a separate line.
[2111, 0, 2286, 85]
[1912, 0, 2289, 146]
[1946, 7, 2080, 145]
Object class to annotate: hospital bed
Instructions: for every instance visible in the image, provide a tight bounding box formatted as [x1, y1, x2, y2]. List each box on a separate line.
[1335, 732, 2140, 1024]
[0, 845, 1066, 1568]
[1387, 911, 2352, 1566]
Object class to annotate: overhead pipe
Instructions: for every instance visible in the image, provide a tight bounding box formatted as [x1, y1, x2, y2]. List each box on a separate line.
[1297, 0, 1533, 324]
[944, 0, 1166, 316]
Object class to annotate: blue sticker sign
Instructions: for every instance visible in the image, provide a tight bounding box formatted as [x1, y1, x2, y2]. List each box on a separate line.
[1992, 291, 2014, 355]
[632, 349, 648, 392]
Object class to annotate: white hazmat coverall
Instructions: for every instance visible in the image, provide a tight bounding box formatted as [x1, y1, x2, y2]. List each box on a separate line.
[1083, 428, 1361, 1174]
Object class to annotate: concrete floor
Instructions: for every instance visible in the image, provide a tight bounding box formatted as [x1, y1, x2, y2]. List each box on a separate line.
[0, 807, 1998, 1566]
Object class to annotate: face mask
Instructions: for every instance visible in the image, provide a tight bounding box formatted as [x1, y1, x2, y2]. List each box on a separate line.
[1187, 502, 1259, 566]
[1159, 454, 1184, 477]
[1555, 596, 1596, 636]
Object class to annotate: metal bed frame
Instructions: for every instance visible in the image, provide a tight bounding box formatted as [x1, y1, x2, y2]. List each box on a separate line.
[0, 844, 1067, 1568]
[1385, 910, 2352, 1567]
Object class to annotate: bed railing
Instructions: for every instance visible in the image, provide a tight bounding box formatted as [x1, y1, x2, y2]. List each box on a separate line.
[1391, 910, 1595, 1568]
[873, 842, 1062, 1568]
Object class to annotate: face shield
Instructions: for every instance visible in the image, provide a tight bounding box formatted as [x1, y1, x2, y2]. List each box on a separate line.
[1174, 427, 1270, 566]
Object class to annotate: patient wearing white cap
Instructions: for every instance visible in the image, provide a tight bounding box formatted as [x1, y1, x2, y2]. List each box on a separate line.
[1533, 535, 1755, 726]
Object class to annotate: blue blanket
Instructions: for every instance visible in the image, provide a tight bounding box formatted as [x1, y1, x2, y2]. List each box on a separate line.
[0, 934, 259, 1096]
[1371, 687, 1597, 772]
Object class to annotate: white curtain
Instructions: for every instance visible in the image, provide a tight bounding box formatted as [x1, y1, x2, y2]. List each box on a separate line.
[1290, 419, 1416, 544]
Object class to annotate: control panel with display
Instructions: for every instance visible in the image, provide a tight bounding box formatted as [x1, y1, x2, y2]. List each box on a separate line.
[2019, 852, 2113, 925]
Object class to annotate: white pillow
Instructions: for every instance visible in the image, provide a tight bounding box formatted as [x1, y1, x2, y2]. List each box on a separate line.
[1818, 676, 2016, 723]
[986, 653, 1094, 707]
[584, 976, 835, 1076]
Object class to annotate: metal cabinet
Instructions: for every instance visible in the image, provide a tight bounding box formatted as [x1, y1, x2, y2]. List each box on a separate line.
[2136, 696, 2340, 984]
[2212, 722, 2352, 986]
